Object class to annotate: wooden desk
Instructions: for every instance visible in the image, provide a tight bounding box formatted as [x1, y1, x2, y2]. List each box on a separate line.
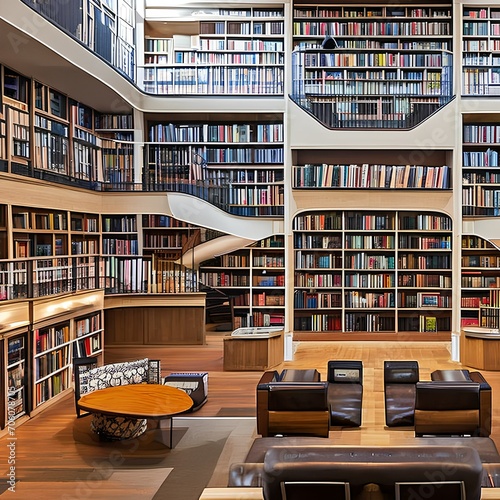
[78, 384, 193, 446]
[223, 329, 284, 371]
[461, 329, 500, 371]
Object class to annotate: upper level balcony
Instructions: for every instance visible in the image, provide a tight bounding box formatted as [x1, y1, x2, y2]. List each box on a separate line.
[290, 47, 454, 130]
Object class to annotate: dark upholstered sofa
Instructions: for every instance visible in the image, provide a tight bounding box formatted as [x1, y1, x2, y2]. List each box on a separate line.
[229, 444, 484, 500]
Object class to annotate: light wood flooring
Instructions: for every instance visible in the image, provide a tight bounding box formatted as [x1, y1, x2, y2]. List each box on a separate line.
[1, 333, 500, 499]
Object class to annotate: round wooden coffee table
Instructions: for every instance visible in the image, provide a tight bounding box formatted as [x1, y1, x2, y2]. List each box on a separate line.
[78, 384, 193, 446]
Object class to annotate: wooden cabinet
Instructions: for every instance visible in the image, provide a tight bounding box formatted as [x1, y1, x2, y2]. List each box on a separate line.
[104, 293, 206, 345]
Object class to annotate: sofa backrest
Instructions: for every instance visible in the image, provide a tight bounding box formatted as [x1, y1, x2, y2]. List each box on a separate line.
[415, 381, 480, 411]
[261, 445, 482, 500]
[84, 358, 151, 394]
[267, 383, 329, 411]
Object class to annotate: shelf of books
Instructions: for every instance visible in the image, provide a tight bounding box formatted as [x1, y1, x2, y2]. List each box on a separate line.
[292, 149, 452, 190]
[30, 290, 104, 411]
[0, 300, 30, 429]
[3, 68, 30, 168]
[0, 103, 6, 169]
[11, 206, 68, 258]
[142, 214, 191, 260]
[0, 203, 6, 260]
[95, 113, 135, 189]
[33, 321, 72, 408]
[461, 235, 500, 328]
[33, 81, 70, 175]
[101, 214, 138, 256]
[5, 332, 29, 425]
[479, 302, 500, 329]
[70, 101, 102, 182]
[199, 235, 285, 328]
[292, 2, 452, 126]
[142, 7, 284, 95]
[146, 114, 284, 216]
[293, 210, 452, 338]
[462, 5, 500, 96]
[293, 163, 450, 189]
[70, 212, 100, 256]
[73, 312, 103, 360]
[463, 117, 500, 216]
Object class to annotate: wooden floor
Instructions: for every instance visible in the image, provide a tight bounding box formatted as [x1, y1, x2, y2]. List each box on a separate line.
[1, 333, 500, 499]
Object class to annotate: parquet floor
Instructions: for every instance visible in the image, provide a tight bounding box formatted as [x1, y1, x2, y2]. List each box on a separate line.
[1, 333, 499, 499]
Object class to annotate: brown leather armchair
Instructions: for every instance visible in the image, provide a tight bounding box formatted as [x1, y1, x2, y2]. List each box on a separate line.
[256, 370, 329, 438]
[414, 381, 482, 437]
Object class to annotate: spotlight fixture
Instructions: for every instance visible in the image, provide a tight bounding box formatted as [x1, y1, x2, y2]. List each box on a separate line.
[321, 36, 338, 49]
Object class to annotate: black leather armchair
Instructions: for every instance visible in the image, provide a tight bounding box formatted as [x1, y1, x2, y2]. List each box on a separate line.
[327, 360, 363, 427]
[384, 360, 419, 427]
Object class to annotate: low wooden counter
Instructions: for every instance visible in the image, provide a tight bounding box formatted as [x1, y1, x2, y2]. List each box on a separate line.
[223, 328, 284, 371]
[104, 293, 206, 345]
[461, 328, 500, 371]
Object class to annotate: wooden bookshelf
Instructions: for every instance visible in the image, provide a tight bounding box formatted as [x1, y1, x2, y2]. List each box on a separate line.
[293, 210, 452, 338]
[11, 206, 68, 259]
[292, 2, 453, 126]
[141, 214, 191, 260]
[145, 113, 284, 216]
[95, 112, 135, 188]
[33, 82, 69, 175]
[199, 236, 285, 328]
[31, 290, 104, 412]
[70, 100, 102, 182]
[0, 203, 6, 260]
[142, 7, 284, 95]
[461, 235, 500, 328]
[73, 311, 104, 360]
[0, 300, 30, 430]
[463, 114, 500, 216]
[70, 212, 100, 256]
[101, 214, 138, 256]
[462, 5, 500, 96]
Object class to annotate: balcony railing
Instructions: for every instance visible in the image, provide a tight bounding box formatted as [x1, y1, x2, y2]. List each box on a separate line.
[20, 0, 135, 81]
[291, 48, 454, 129]
[10, 145, 284, 218]
[0, 255, 197, 302]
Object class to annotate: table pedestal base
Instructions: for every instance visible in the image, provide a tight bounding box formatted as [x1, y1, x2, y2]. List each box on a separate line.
[91, 413, 148, 441]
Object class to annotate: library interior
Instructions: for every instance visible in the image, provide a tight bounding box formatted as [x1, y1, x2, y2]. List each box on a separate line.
[1, 0, 500, 499]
